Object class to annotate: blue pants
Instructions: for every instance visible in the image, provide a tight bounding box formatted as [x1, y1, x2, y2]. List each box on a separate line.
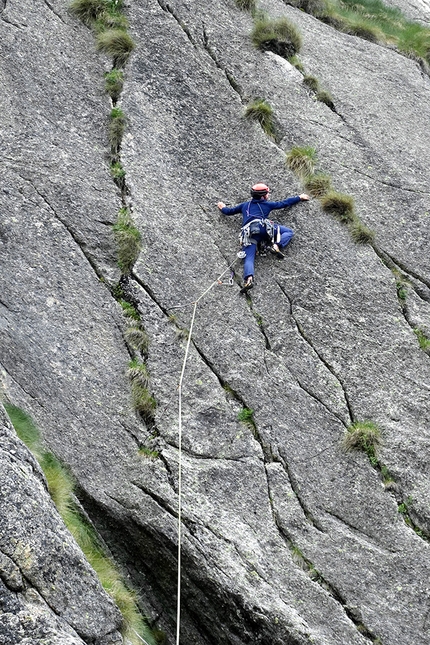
[243, 225, 294, 279]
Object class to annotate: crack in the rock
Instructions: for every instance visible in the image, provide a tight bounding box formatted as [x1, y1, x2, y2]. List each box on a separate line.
[265, 466, 379, 642]
[131, 480, 179, 519]
[191, 342, 272, 462]
[0, 1, 23, 28]
[326, 510, 398, 555]
[338, 162, 430, 196]
[156, 450, 178, 493]
[131, 272, 172, 317]
[0, 13, 21, 27]
[0, 365, 40, 404]
[197, 519, 275, 588]
[201, 23, 244, 100]
[157, 0, 197, 47]
[2, 555, 96, 641]
[0, 298, 12, 311]
[162, 439, 250, 462]
[243, 296, 272, 350]
[43, 0, 66, 24]
[374, 245, 430, 293]
[276, 281, 354, 423]
[277, 449, 324, 532]
[296, 378, 348, 427]
[17, 174, 105, 281]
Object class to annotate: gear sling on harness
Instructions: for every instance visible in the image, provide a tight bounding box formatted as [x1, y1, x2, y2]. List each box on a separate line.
[239, 202, 281, 247]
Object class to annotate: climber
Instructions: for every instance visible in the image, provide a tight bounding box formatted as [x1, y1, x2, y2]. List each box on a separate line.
[217, 183, 309, 293]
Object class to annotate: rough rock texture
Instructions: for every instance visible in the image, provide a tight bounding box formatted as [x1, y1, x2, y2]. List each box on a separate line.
[0, 406, 123, 644]
[385, 0, 430, 23]
[1, 0, 430, 644]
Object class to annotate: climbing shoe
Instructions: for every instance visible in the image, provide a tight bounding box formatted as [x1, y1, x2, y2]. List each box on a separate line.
[240, 276, 254, 295]
[270, 244, 285, 259]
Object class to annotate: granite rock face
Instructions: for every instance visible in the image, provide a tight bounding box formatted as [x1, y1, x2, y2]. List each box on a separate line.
[0, 406, 123, 644]
[1, 0, 430, 644]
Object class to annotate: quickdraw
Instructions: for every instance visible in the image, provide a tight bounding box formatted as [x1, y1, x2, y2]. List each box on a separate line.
[217, 270, 235, 286]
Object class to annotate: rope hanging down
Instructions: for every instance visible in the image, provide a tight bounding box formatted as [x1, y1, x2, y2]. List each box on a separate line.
[175, 257, 238, 645]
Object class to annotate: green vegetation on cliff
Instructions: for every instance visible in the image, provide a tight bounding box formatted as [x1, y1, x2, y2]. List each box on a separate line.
[284, 0, 430, 64]
[4, 404, 158, 645]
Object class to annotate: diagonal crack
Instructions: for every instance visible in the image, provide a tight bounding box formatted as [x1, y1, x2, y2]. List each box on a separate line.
[277, 449, 324, 532]
[276, 280, 354, 423]
[325, 510, 398, 555]
[131, 481, 178, 520]
[264, 464, 380, 643]
[296, 378, 348, 427]
[43, 0, 66, 24]
[17, 174, 105, 281]
[373, 245, 430, 294]
[338, 161, 430, 196]
[156, 0, 197, 47]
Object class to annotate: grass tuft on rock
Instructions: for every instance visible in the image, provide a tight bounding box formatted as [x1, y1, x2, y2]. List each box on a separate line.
[320, 191, 355, 222]
[4, 404, 157, 645]
[104, 69, 124, 102]
[316, 89, 335, 110]
[286, 146, 317, 178]
[251, 16, 302, 59]
[109, 107, 126, 155]
[124, 325, 149, 354]
[342, 420, 381, 461]
[119, 300, 140, 321]
[235, 0, 256, 11]
[414, 328, 430, 354]
[343, 19, 383, 42]
[131, 380, 156, 418]
[245, 99, 276, 138]
[303, 75, 320, 92]
[324, 0, 430, 63]
[96, 28, 135, 67]
[304, 172, 332, 197]
[287, 0, 327, 18]
[113, 208, 141, 274]
[238, 407, 255, 424]
[139, 446, 160, 459]
[395, 275, 408, 302]
[69, 0, 108, 26]
[349, 217, 375, 243]
[288, 55, 305, 71]
[128, 358, 150, 389]
[110, 161, 126, 185]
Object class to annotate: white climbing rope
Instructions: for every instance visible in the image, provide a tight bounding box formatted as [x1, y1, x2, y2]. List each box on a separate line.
[175, 258, 238, 645]
[132, 627, 153, 645]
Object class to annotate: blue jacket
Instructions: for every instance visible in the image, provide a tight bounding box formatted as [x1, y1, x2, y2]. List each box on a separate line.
[221, 196, 301, 226]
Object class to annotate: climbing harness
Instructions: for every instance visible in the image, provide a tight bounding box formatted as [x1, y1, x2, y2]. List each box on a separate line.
[239, 201, 281, 248]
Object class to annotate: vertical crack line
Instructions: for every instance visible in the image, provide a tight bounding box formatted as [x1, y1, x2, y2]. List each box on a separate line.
[264, 467, 380, 643]
[244, 296, 272, 350]
[156, 0, 197, 47]
[276, 450, 324, 532]
[276, 281, 354, 424]
[191, 342, 273, 462]
[201, 23, 244, 100]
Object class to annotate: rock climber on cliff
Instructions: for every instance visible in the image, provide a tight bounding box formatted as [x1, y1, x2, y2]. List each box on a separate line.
[218, 183, 309, 293]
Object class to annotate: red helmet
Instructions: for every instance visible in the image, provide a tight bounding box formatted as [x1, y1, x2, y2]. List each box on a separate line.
[251, 183, 269, 198]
